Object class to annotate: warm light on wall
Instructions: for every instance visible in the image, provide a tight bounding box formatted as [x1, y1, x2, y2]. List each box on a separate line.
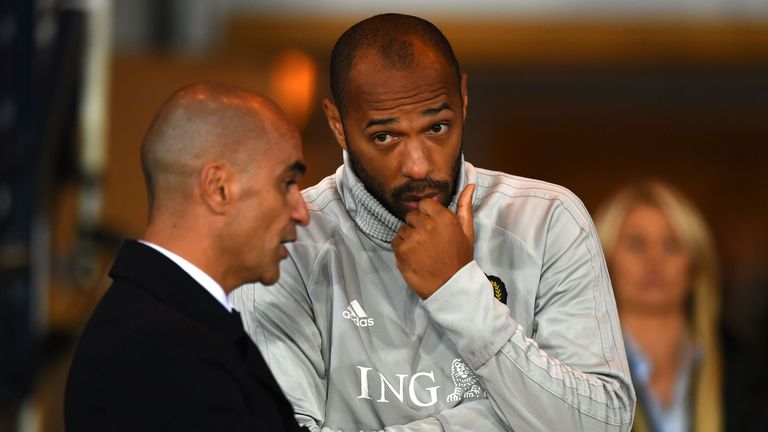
[268, 49, 317, 130]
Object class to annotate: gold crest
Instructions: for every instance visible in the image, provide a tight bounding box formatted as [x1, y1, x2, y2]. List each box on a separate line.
[486, 275, 508, 304]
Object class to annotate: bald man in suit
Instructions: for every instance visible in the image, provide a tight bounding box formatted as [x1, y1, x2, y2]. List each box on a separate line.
[65, 83, 310, 431]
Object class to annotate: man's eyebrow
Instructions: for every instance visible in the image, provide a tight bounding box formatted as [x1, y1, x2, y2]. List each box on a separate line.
[365, 117, 396, 130]
[422, 103, 452, 117]
[363, 103, 453, 130]
[284, 160, 306, 175]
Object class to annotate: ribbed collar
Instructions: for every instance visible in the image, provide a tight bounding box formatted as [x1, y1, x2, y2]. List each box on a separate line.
[335, 150, 467, 249]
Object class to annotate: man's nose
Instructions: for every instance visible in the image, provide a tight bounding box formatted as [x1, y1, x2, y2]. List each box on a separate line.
[400, 138, 433, 180]
[291, 191, 310, 226]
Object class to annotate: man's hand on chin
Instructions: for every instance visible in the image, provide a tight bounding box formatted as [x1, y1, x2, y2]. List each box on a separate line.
[392, 184, 475, 299]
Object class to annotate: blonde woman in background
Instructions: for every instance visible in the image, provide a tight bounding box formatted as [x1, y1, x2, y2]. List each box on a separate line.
[594, 181, 722, 432]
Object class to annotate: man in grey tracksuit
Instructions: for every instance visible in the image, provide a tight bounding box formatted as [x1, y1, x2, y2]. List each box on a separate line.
[233, 13, 635, 431]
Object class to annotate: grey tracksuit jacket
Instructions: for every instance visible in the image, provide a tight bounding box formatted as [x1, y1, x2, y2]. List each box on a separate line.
[233, 152, 635, 431]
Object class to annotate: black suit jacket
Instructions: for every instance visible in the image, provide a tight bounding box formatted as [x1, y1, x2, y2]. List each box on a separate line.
[65, 241, 301, 431]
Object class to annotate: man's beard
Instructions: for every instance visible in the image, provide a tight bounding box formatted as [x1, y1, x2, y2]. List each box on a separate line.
[347, 143, 463, 222]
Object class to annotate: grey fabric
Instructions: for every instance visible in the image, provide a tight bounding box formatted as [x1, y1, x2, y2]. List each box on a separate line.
[350, 176, 401, 244]
[233, 152, 635, 431]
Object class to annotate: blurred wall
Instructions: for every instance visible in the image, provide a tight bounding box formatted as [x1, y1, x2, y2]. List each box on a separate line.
[104, 13, 768, 249]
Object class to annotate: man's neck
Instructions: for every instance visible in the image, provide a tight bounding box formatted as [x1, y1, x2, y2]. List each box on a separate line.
[142, 222, 229, 292]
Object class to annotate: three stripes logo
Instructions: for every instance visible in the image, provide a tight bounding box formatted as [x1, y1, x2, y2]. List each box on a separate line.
[342, 299, 375, 327]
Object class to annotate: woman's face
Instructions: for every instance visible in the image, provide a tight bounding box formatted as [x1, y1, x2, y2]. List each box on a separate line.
[610, 204, 693, 315]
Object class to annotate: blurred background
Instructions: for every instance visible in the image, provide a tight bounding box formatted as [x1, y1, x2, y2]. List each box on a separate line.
[1, 0, 767, 430]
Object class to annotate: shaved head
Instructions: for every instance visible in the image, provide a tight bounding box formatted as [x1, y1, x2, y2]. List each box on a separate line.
[140, 83, 297, 217]
[138, 82, 308, 289]
[330, 13, 461, 115]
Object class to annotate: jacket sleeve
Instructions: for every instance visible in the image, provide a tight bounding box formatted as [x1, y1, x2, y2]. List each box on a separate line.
[368, 400, 508, 432]
[421, 201, 636, 431]
[294, 400, 507, 432]
[382, 399, 508, 432]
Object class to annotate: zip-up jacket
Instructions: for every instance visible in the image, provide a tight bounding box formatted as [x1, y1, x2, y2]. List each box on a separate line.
[233, 152, 636, 431]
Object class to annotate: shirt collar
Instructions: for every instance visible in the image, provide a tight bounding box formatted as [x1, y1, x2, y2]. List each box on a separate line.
[138, 240, 233, 312]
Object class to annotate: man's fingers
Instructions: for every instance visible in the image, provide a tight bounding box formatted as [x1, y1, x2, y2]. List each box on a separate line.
[417, 197, 444, 216]
[404, 210, 421, 228]
[395, 223, 410, 240]
[457, 184, 476, 241]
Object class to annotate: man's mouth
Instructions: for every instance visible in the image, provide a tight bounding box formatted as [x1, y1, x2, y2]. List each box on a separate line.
[279, 232, 297, 253]
[402, 191, 440, 209]
[278, 236, 296, 258]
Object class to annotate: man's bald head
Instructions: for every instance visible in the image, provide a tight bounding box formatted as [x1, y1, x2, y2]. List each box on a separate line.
[330, 13, 461, 115]
[140, 83, 296, 217]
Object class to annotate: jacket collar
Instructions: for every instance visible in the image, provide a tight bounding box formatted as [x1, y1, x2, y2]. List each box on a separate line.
[109, 240, 291, 405]
[109, 240, 242, 342]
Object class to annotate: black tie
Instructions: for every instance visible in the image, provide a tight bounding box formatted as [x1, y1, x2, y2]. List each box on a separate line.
[227, 309, 250, 358]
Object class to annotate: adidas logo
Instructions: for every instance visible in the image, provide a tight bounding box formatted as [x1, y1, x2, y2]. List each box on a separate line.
[342, 299, 375, 327]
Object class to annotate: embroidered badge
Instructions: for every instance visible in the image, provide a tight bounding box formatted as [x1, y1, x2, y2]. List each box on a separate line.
[486, 274, 507, 304]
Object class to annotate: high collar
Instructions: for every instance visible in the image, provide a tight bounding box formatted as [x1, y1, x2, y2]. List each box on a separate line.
[335, 150, 468, 249]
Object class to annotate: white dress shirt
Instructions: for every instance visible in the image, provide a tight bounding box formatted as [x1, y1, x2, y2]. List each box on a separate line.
[139, 240, 232, 312]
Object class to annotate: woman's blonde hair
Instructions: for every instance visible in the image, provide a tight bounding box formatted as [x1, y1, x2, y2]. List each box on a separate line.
[594, 181, 722, 432]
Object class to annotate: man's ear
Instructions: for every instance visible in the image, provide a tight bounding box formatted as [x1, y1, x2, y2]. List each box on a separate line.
[199, 161, 231, 215]
[322, 98, 348, 150]
[460, 73, 469, 122]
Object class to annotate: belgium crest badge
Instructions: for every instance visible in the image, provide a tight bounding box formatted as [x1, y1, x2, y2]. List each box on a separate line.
[486, 274, 507, 304]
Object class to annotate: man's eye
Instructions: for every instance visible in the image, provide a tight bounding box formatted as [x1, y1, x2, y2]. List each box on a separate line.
[373, 133, 395, 145]
[429, 123, 448, 134]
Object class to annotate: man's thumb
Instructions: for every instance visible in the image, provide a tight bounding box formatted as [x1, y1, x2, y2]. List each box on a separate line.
[457, 183, 475, 242]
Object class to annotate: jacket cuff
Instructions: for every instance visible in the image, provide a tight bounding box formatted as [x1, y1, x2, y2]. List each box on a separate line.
[422, 261, 517, 369]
